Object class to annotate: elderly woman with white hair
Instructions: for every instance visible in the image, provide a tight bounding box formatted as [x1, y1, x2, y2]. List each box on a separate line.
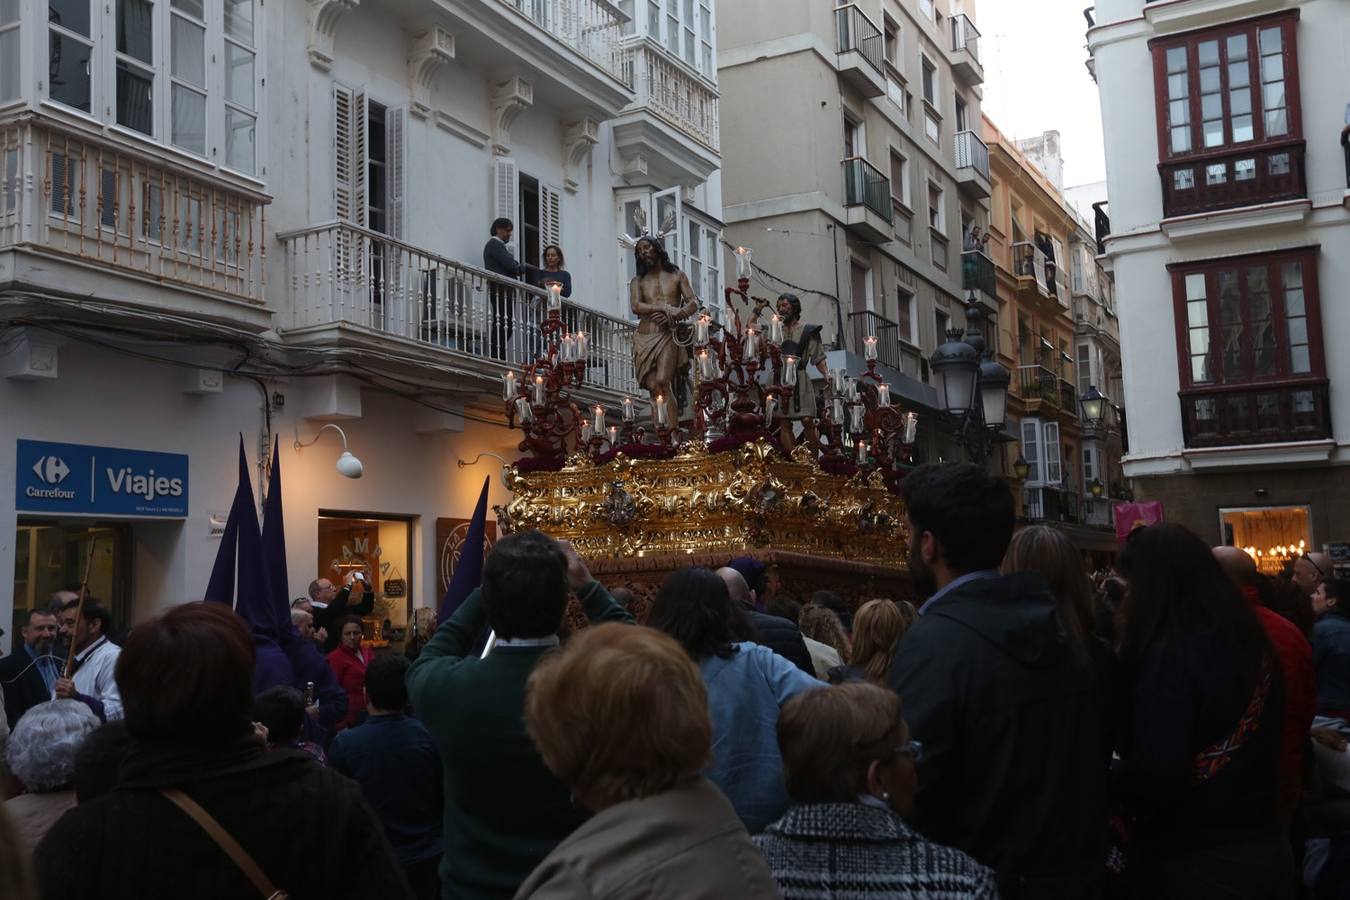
[5, 699, 101, 850]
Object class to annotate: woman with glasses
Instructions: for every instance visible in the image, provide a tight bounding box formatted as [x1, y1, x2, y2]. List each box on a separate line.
[754, 683, 998, 899]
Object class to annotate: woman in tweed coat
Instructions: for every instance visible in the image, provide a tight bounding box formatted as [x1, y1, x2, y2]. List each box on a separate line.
[755, 683, 999, 899]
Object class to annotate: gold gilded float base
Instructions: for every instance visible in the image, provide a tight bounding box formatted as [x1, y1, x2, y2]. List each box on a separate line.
[497, 439, 912, 568]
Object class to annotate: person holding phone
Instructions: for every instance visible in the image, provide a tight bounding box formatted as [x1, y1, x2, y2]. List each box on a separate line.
[308, 572, 375, 654]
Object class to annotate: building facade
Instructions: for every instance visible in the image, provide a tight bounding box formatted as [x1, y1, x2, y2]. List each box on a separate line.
[1088, 0, 1349, 562]
[717, 0, 993, 464]
[0, 0, 725, 646]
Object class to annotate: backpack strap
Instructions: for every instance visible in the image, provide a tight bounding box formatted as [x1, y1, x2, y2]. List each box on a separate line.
[159, 788, 288, 900]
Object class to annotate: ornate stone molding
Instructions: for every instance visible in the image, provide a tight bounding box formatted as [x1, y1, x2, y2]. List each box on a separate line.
[490, 76, 534, 156]
[561, 118, 600, 192]
[618, 152, 649, 182]
[306, 0, 359, 72]
[407, 26, 455, 119]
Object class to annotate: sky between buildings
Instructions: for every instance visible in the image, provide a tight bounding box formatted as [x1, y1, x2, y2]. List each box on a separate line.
[979, 0, 1107, 190]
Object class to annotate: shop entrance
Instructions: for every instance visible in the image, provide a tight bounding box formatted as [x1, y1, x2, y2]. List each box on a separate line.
[317, 512, 414, 647]
[12, 520, 133, 637]
[1219, 506, 1312, 576]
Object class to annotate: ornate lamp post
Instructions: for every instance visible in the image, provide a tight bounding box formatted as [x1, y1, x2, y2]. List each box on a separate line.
[929, 294, 1010, 465]
[1080, 385, 1107, 433]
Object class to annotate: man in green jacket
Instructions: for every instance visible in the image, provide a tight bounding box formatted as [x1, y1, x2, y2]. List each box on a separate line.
[406, 529, 634, 900]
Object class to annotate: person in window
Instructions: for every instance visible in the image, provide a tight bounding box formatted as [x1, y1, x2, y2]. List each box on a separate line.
[962, 224, 990, 254]
[483, 218, 527, 361]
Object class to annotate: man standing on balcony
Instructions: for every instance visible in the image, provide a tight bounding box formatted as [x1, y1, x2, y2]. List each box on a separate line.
[756, 293, 829, 451]
[631, 236, 698, 433]
[484, 218, 527, 361]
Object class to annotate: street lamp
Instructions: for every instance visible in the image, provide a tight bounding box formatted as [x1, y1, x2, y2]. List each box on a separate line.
[294, 423, 364, 478]
[1013, 453, 1030, 480]
[928, 293, 1012, 464]
[1090, 478, 1104, 499]
[1080, 385, 1107, 432]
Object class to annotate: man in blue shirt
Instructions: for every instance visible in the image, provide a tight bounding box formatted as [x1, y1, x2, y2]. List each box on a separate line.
[329, 653, 443, 900]
[0, 609, 60, 728]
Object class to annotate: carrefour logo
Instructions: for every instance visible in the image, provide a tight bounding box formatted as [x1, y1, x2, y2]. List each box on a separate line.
[32, 455, 70, 484]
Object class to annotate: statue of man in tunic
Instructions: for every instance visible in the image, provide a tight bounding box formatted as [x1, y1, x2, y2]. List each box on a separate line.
[630, 236, 698, 432]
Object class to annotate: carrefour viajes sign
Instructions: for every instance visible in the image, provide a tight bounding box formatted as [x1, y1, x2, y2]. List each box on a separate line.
[16, 439, 189, 518]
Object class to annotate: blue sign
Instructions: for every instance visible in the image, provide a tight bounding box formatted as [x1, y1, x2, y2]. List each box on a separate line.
[16, 440, 189, 518]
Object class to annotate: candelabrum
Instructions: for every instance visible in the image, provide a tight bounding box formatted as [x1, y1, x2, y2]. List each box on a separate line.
[502, 286, 593, 462]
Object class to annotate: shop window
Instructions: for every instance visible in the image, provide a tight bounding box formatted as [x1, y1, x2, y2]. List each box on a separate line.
[318, 513, 413, 644]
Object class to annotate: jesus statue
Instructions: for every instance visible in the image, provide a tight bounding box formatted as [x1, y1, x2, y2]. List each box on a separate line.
[629, 236, 698, 432]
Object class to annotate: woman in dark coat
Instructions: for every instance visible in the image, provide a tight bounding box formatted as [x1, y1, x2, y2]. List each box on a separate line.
[34, 602, 410, 900]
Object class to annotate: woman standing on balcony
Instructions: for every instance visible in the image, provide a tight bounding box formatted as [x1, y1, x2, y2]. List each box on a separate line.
[532, 244, 572, 299]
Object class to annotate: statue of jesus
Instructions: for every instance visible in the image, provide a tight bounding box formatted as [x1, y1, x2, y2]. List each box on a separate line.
[630, 236, 698, 432]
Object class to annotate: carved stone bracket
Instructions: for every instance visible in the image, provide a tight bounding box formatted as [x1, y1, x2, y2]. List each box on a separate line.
[618, 152, 649, 182]
[490, 76, 534, 156]
[307, 0, 359, 72]
[407, 26, 455, 119]
[561, 118, 600, 192]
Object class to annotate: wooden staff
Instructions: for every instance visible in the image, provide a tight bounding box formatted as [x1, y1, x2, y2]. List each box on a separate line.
[62, 537, 100, 679]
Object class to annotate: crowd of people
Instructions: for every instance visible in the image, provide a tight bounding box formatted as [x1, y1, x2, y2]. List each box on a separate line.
[2, 461, 1348, 899]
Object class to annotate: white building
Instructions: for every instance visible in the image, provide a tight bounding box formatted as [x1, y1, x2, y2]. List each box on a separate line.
[1087, 0, 1349, 557]
[0, 0, 725, 647]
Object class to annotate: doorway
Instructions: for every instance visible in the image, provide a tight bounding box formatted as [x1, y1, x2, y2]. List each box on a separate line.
[1218, 505, 1312, 576]
[317, 513, 414, 645]
[12, 520, 132, 637]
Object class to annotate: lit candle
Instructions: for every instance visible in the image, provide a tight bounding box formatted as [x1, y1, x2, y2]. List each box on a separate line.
[655, 396, 668, 428]
[877, 383, 891, 407]
[622, 397, 635, 422]
[560, 334, 576, 362]
[844, 378, 858, 402]
[695, 315, 711, 345]
[533, 375, 546, 406]
[607, 425, 619, 446]
[782, 356, 798, 387]
[515, 397, 533, 422]
[849, 404, 864, 433]
[857, 438, 868, 463]
[768, 315, 784, 345]
[864, 334, 878, 361]
[575, 331, 588, 359]
[831, 368, 846, 392]
[592, 405, 605, 435]
[502, 371, 517, 401]
[735, 246, 753, 279]
[698, 349, 717, 380]
[743, 328, 759, 361]
[580, 422, 593, 444]
[832, 397, 845, 422]
[765, 395, 777, 425]
[547, 283, 563, 312]
[901, 411, 918, 443]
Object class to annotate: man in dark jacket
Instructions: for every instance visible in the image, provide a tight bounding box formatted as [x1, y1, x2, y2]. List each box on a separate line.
[717, 565, 814, 676]
[407, 531, 634, 900]
[888, 463, 1105, 898]
[0, 608, 60, 728]
[483, 217, 526, 361]
[308, 574, 374, 654]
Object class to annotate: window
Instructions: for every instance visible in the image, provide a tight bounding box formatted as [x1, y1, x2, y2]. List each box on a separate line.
[918, 0, 934, 22]
[897, 287, 915, 344]
[884, 16, 899, 65]
[955, 95, 968, 132]
[935, 308, 950, 345]
[927, 182, 944, 230]
[850, 262, 872, 314]
[648, 0, 712, 77]
[925, 110, 940, 144]
[1043, 422, 1062, 483]
[886, 76, 908, 118]
[1077, 343, 1092, 397]
[334, 88, 405, 238]
[1020, 421, 1041, 483]
[699, 0, 713, 76]
[1, 0, 18, 100]
[921, 57, 937, 106]
[1171, 248, 1323, 387]
[889, 151, 910, 207]
[844, 115, 863, 158]
[44, 0, 260, 174]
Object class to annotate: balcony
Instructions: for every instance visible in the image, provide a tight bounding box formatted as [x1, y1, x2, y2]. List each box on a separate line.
[613, 40, 720, 184]
[835, 4, 887, 98]
[962, 249, 996, 298]
[1160, 141, 1306, 220]
[0, 117, 270, 327]
[842, 157, 893, 242]
[953, 130, 992, 199]
[1180, 381, 1332, 450]
[279, 221, 639, 400]
[1059, 378, 1079, 418]
[848, 310, 905, 371]
[1092, 201, 1110, 256]
[949, 14, 984, 85]
[1023, 485, 1082, 525]
[1012, 241, 1053, 300]
[1017, 365, 1061, 412]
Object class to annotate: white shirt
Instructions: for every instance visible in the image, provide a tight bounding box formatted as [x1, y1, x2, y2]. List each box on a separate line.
[72, 637, 123, 720]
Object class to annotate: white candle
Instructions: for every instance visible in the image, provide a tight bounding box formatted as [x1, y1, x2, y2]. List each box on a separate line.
[831, 368, 846, 392]
[743, 328, 759, 361]
[560, 334, 575, 362]
[695, 315, 710, 345]
[575, 331, 589, 358]
[844, 378, 858, 402]
[782, 356, 798, 387]
[849, 404, 865, 433]
[864, 335, 878, 361]
[735, 246, 753, 279]
[547, 283, 563, 312]
[765, 395, 777, 425]
[502, 371, 517, 401]
[580, 422, 593, 443]
[607, 425, 619, 446]
[901, 411, 919, 444]
[832, 397, 845, 422]
[877, 383, 892, 407]
[698, 350, 717, 380]
[515, 397, 534, 422]
[857, 438, 868, 463]
[533, 375, 546, 406]
[622, 397, 635, 422]
[592, 405, 605, 435]
[768, 315, 784, 345]
[655, 396, 668, 427]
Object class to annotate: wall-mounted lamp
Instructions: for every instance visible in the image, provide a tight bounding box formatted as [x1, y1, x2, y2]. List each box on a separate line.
[294, 423, 363, 478]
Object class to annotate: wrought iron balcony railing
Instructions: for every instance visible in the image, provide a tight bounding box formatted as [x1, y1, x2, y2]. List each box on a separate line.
[843, 157, 893, 224]
[953, 129, 991, 182]
[962, 249, 996, 296]
[835, 4, 885, 76]
[1180, 381, 1331, 449]
[951, 14, 981, 63]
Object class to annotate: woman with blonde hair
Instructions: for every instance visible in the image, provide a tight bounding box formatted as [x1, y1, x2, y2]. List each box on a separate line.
[1002, 525, 1095, 647]
[517, 622, 779, 899]
[828, 599, 915, 685]
[799, 604, 850, 661]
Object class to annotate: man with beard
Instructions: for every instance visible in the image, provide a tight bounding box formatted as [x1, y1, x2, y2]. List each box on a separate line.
[630, 236, 698, 433]
[888, 463, 1105, 898]
[755, 293, 829, 450]
[54, 600, 122, 721]
[0, 609, 60, 728]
